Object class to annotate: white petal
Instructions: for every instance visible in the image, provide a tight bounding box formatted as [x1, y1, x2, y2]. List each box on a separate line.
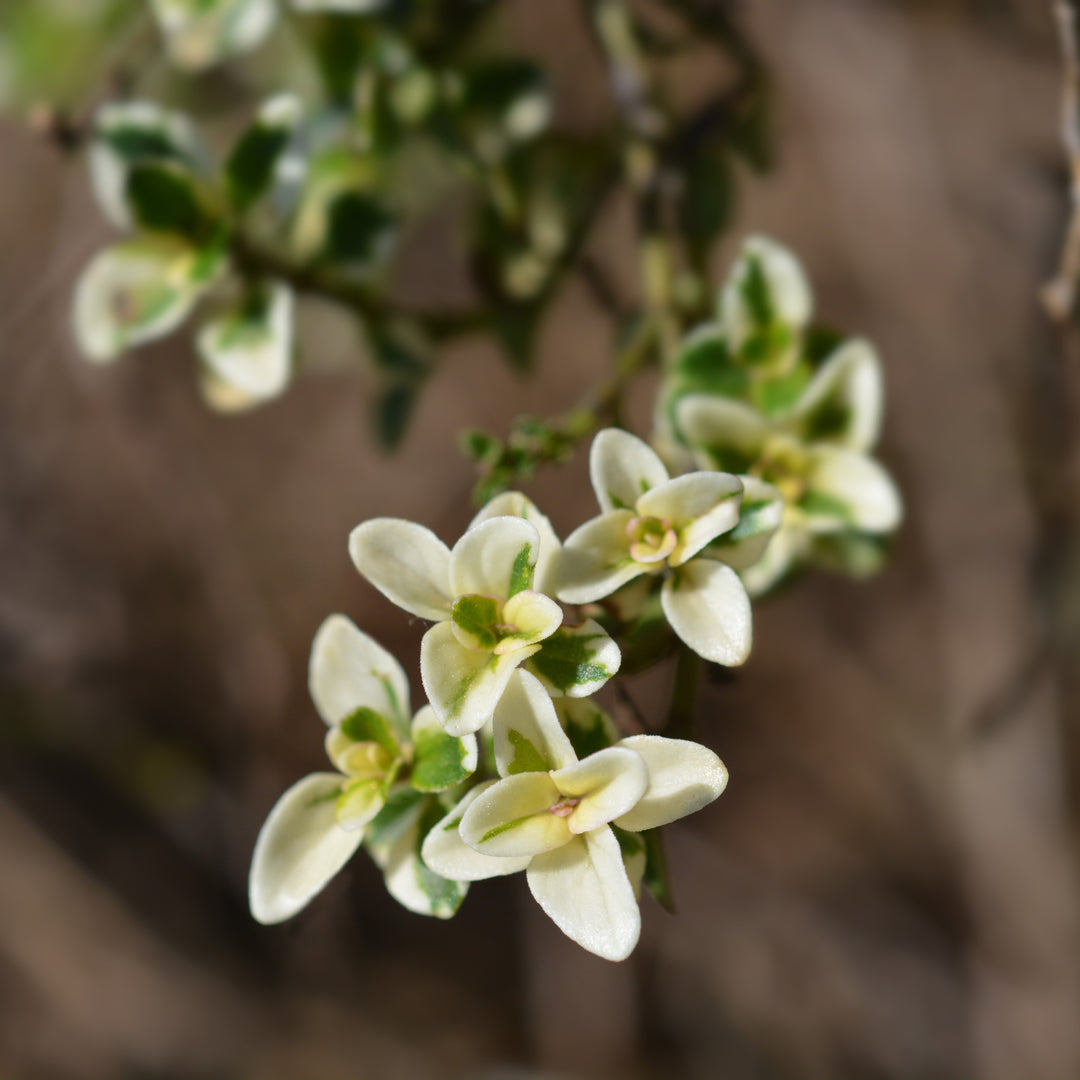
[493, 669, 578, 775]
[661, 559, 752, 665]
[308, 614, 411, 730]
[613, 735, 728, 832]
[705, 476, 785, 572]
[249, 772, 361, 924]
[739, 522, 807, 597]
[349, 518, 453, 621]
[807, 448, 903, 533]
[380, 810, 468, 920]
[421, 622, 535, 736]
[196, 281, 293, 406]
[469, 491, 563, 596]
[551, 746, 649, 834]
[460, 772, 572, 857]
[556, 510, 646, 605]
[421, 782, 532, 881]
[674, 395, 771, 471]
[720, 234, 812, 349]
[73, 238, 208, 363]
[790, 338, 883, 452]
[151, 0, 277, 70]
[526, 829, 641, 961]
[449, 515, 539, 600]
[589, 428, 670, 513]
[636, 472, 743, 567]
[500, 590, 563, 649]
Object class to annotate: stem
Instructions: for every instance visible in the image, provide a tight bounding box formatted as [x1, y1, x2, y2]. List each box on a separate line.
[664, 642, 702, 740]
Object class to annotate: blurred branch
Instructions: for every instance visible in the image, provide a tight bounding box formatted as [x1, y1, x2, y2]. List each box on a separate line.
[1043, 0, 1080, 321]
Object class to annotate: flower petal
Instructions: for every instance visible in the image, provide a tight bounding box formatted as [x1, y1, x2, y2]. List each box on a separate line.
[636, 472, 743, 567]
[449, 515, 539, 600]
[661, 559, 752, 665]
[551, 746, 649, 835]
[460, 771, 571, 857]
[526, 829, 641, 961]
[720, 235, 812, 351]
[739, 522, 807, 597]
[806, 448, 903, 533]
[526, 619, 621, 699]
[674, 395, 772, 473]
[790, 338, 883, 452]
[421, 621, 535, 736]
[421, 782, 533, 881]
[470, 492, 562, 596]
[704, 476, 784, 572]
[308, 614, 411, 732]
[613, 735, 728, 832]
[500, 589, 563, 649]
[556, 510, 645, 605]
[249, 772, 361, 925]
[493, 669, 578, 776]
[150, 0, 277, 70]
[196, 280, 293, 410]
[590, 428, 670, 513]
[349, 518, 453, 621]
[409, 705, 478, 792]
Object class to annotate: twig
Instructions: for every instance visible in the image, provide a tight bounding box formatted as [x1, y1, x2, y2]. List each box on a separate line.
[1043, 0, 1080, 321]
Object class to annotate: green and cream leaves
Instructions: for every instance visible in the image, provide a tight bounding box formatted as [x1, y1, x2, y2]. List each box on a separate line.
[224, 94, 303, 214]
[526, 620, 621, 699]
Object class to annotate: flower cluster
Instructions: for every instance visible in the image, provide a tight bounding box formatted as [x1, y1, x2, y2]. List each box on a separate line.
[250, 435, 759, 960]
[656, 236, 903, 594]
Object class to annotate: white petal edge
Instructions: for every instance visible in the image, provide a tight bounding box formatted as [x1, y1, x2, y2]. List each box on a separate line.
[449, 515, 539, 600]
[614, 735, 728, 832]
[469, 491, 563, 596]
[421, 782, 532, 881]
[661, 559, 752, 666]
[460, 771, 571, 858]
[636, 472, 743, 567]
[420, 622, 536, 737]
[790, 338, 883, 452]
[493, 669, 578, 775]
[551, 746, 649, 835]
[249, 772, 361, 925]
[349, 518, 453, 622]
[590, 428, 670, 514]
[674, 395, 772, 464]
[807, 449, 903, 533]
[526, 828, 641, 962]
[556, 510, 646, 605]
[308, 613, 411, 729]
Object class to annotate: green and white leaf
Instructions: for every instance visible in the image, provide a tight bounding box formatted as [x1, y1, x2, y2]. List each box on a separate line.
[225, 94, 303, 213]
[492, 670, 576, 776]
[526, 619, 621, 698]
[555, 698, 619, 760]
[410, 705, 478, 793]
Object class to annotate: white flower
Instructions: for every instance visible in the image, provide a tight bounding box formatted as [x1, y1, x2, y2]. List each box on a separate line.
[421, 670, 728, 961]
[249, 615, 476, 924]
[676, 340, 902, 594]
[349, 514, 566, 736]
[556, 428, 753, 666]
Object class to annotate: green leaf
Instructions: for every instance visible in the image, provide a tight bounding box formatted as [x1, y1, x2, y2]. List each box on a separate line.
[312, 15, 369, 104]
[678, 146, 733, 262]
[799, 489, 856, 526]
[373, 381, 418, 450]
[643, 827, 675, 913]
[340, 705, 401, 758]
[322, 191, 395, 265]
[451, 594, 502, 651]
[810, 531, 890, 579]
[752, 364, 810, 418]
[364, 785, 426, 864]
[411, 726, 475, 793]
[225, 95, 300, 213]
[410, 797, 469, 917]
[125, 162, 212, 241]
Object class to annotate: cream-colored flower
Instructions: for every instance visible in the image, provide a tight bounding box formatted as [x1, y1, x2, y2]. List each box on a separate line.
[556, 428, 753, 666]
[421, 671, 728, 961]
[249, 615, 476, 924]
[349, 515, 565, 736]
[676, 340, 902, 594]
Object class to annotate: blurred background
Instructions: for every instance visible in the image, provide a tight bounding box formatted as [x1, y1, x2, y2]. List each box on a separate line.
[2, 1, 1079, 1078]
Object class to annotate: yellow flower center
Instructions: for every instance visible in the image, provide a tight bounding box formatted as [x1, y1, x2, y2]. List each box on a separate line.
[627, 515, 677, 564]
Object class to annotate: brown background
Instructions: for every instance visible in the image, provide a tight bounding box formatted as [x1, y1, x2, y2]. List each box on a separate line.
[2, 1, 1078, 1078]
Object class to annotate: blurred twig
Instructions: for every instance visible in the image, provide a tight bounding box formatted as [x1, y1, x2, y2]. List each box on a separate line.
[1043, 0, 1080, 321]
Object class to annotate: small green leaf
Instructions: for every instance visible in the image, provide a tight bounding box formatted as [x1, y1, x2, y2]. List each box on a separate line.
[373, 381, 418, 450]
[799, 489, 856, 526]
[451, 594, 502, 650]
[556, 699, 618, 760]
[753, 365, 810, 417]
[322, 191, 395, 265]
[412, 797, 468, 917]
[527, 625, 612, 695]
[125, 162, 211, 240]
[225, 96, 300, 213]
[340, 706, 401, 757]
[364, 785, 425, 863]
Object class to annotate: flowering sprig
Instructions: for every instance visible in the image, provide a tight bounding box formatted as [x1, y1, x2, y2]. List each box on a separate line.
[249, 615, 477, 923]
